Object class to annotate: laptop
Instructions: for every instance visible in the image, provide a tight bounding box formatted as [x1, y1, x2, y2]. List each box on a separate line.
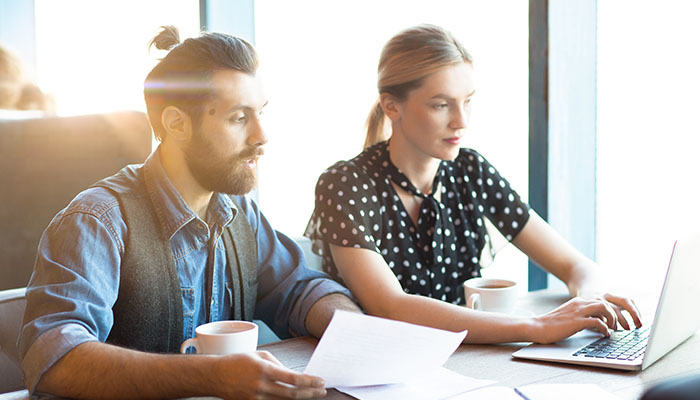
[512, 233, 700, 370]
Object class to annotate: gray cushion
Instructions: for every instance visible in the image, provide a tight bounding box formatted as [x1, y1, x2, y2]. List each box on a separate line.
[0, 112, 152, 290]
[0, 288, 26, 393]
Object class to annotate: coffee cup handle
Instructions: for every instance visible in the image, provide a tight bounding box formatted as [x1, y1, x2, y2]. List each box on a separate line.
[466, 293, 482, 310]
[180, 337, 200, 354]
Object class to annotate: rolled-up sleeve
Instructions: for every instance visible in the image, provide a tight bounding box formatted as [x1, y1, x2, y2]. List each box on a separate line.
[237, 196, 352, 338]
[19, 196, 124, 393]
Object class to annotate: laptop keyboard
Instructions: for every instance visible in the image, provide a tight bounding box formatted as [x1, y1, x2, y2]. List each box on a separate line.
[572, 326, 651, 361]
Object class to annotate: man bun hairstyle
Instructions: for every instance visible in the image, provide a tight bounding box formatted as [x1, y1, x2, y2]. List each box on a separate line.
[144, 26, 258, 140]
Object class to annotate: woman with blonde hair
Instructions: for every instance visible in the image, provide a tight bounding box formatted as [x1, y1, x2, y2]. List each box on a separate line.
[305, 24, 641, 344]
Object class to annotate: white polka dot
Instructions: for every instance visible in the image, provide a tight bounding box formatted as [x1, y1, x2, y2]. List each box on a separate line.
[348, 213, 355, 220]
[512, 221, 519, 229]
[393, 246, 399, 253]
[328, 183, 334, 190]
[504, 207, 510, 214]
[419, 279, 427, 286]
[349, 199, 355, 205]
[341, 176, 347, 182]
[352, 186, 358, 192]
[435, 283, 442, 290]
[351, 228, 358, 235]
[340, 222, 346, 229]
[416, 262, 422, 269]
[411, 275, 417, 281]
[342, 239, 348, 245]
[516, 207, 523, 215]
[337, 190, 343, 197]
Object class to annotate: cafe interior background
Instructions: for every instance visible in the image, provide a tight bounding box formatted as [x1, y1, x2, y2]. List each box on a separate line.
[1, 0, 699, 295]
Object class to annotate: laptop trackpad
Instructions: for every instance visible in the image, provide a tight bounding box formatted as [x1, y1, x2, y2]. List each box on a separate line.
[513, 330, 604, 359]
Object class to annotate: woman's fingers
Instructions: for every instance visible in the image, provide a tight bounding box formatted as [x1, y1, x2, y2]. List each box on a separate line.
[604, 293, 643, 328]
[580, 298, 618, 330]
[581, 315, 611, 337]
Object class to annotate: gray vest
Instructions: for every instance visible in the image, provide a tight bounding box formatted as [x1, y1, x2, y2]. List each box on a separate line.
[94, 166, 258, 353]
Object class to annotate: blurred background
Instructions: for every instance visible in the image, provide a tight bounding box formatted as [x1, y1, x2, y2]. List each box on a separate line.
[1, 0, 699, 294]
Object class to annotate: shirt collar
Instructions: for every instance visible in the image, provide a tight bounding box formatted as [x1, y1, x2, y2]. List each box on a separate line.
[142, 146, 237, 240]
[373, 140, 446, 196]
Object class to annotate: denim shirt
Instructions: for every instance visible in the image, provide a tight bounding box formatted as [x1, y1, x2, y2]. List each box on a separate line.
[18, 147, 351, 393]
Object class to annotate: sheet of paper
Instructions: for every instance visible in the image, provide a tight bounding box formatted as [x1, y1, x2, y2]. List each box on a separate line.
[335, 367, 495, 400]
[303, 310, 468, 388]
[449, 386, 523, 400]
[515, 384, 622, 400]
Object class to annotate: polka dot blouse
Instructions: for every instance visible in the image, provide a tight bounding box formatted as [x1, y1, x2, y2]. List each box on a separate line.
[305, 140, 530, 304]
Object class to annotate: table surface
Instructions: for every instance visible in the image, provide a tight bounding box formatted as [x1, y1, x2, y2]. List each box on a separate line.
[3, 287, 698, 400]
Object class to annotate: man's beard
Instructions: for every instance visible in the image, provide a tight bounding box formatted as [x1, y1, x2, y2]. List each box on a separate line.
[183, 131, 263, 195]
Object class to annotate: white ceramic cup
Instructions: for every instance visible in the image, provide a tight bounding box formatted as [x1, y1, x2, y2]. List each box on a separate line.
[463, 278, 518, 314]
[180, 320, 258, 355]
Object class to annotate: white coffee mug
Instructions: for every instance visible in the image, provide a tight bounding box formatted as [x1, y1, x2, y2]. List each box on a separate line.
[463, 278, 518, 314]
[180, 320, 258, 355]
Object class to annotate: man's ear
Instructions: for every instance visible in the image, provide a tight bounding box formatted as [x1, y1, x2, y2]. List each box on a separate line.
[379, 93, 401, 121]
[161, 106, 192, 142]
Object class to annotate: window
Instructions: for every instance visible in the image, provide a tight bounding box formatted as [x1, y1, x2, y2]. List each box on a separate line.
[254, 0, 529, 287]
[597, 1, 700, 290]
[34, 0, 200, 116]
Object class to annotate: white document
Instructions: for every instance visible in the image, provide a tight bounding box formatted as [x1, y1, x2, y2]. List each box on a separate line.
[449, 386, 523, 399]
[515, 383, 622, 400]
[336, 367, 495, 400]
[451, 384, 622, 400]
[303, 310, 468, 388]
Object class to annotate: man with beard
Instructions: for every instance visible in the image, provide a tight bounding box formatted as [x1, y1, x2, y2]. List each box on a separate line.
[18, 26, 359, 400]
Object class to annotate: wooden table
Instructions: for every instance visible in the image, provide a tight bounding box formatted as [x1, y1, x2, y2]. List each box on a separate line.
[3, 288, 699, 399]
[263, 288, 700, 399]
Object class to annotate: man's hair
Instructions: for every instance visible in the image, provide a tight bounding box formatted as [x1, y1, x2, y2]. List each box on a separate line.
[144, 26, 258, 140]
